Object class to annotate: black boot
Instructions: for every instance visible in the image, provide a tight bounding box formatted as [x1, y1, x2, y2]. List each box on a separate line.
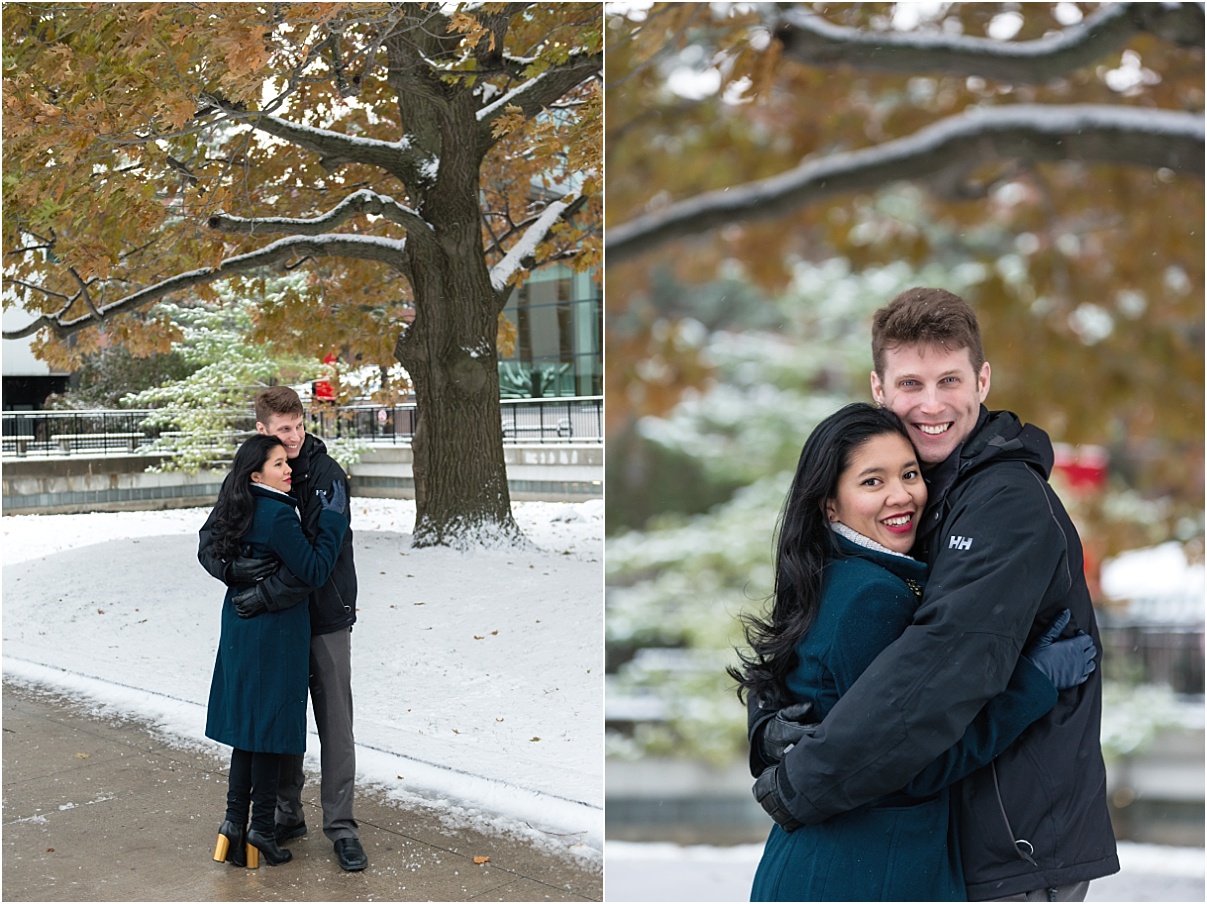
[246, 828, 292, 867]
[212, 819, 248, 868]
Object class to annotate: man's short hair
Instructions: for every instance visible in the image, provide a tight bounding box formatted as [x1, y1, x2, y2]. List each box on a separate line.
[871, 287, 985, 376]
[254, 385, 304, 425]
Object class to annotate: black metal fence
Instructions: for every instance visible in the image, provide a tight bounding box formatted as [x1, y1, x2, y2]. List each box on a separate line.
[2, 409, 166, 456]
[306, 396, 602, 444]
[2, 396, 602, 457]
[1100, 623, 1205, 696]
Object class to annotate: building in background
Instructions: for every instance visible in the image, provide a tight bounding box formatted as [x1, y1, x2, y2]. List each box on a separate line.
[2, 304, 69, 409]
[500, 265, 601, 399]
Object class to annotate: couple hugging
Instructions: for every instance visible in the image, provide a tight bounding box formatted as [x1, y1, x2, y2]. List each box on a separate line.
[734, 288, 1119, 902]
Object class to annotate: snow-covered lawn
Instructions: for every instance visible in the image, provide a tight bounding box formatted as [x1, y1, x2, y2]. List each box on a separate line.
[2, 498, 603, 865]
[603, 840, 1205, 902]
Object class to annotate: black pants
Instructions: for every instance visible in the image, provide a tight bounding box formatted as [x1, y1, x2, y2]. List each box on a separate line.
[226, 749, 283, 834]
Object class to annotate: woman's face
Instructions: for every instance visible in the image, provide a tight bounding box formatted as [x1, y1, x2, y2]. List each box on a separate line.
[251, 445, 292, 493]
[825, 432, 926, 554]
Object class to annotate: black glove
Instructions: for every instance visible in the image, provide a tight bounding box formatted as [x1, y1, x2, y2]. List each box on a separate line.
[224, 555, 278, 586]
[753, 765, 803, 832]
[761, 702, 819, 766]
[317, 479, 347, 516]
[233, 584, 268, 619]
[1023, 608, 1097, 690]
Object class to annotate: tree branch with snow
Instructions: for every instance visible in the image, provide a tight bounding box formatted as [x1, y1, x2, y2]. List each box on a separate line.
[489, 197, 573, 292]
[775, 3, 1205, 84]
[207, 189, 433, 239]
[606, 104, 1204, 264]
[200, 95, 433, 187]
[3, 235, 408, 341]
[476, 52, 603, 151]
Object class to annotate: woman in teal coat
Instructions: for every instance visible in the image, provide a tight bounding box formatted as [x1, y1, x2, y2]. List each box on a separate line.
[204, 434, 347, 868]
[731, 404, 1096, 901]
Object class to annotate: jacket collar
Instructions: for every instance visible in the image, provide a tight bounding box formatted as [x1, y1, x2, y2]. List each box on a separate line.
[831, 532, 927, 585]
[250, 483, 299, 507]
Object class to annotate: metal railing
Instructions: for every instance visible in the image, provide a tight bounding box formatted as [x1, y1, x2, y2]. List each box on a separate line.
[1, 396, 602, 457]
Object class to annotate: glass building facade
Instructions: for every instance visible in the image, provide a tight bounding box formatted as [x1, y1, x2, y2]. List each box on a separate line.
[499, 264, 601, 398]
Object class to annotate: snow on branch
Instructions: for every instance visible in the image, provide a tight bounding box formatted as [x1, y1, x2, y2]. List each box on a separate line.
[606, 104, 1204, 265]
[776, 3, 1204, 84]
[252, 113, 434, 181]
[489, 197, 572, 291]
[476, 51, 602, 148]
[197, 94, 434, 186]
[3, 234, 408, 340]
[477, 69, 558, 123]
[207, 189, 432, 238]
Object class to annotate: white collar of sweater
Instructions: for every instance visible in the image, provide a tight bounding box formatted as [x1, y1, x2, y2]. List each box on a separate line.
[831, 520, 914, 560]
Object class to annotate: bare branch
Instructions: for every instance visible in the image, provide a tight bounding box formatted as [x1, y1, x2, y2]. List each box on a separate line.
[3, 235, 408, 341]
[67, 267, 101, 320]
[207, 188, 433, 239]
[606, 104, 1204, 264]
[5, 242, 55, 257]
[775, 3, 1204, 84]
[3, 278, 71, 301]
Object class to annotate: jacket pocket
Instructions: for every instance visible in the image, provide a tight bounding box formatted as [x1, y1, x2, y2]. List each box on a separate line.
[960, 762, 1037, 869]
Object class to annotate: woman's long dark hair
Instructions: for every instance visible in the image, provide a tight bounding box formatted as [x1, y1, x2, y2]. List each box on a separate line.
[729, 403, 912, 704]
[210, 434, 285, 561]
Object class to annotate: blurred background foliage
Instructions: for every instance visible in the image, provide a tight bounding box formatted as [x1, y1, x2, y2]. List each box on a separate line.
[604, 2, 1203, 764]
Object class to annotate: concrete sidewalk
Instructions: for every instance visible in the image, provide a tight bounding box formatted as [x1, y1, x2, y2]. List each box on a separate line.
[2, 682, 601, 902]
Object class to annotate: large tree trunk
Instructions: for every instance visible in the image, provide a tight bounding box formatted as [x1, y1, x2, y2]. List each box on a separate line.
[393, 92, 522, 549]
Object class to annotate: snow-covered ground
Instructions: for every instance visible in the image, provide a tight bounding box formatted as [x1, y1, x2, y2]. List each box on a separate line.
[2, 498, 603, 865]
[603, 839, 1206, 902]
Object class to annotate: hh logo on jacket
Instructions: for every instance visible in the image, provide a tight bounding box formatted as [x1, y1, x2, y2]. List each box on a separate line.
[949, 535, 973, 550]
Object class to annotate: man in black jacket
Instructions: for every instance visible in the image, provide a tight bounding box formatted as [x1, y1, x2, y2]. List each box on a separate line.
[198, 385, 367, 872]
[752, 288, 1118, 900]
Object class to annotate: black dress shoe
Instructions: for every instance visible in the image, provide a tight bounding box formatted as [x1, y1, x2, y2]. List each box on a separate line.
[334, 837, 368, 871]
[212, 819, 247, 868]
[246, 828, 292, 867]
[275, 820, 308, 844]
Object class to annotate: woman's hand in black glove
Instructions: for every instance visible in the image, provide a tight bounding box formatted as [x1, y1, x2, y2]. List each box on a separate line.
[224, 556, 277, 586]
[233, 585, 268, 619]
[761, 702, 819, 765]
[753, 765, 804, 832]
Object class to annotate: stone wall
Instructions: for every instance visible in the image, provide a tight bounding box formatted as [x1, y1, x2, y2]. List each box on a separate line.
[2, 443, 602, 515]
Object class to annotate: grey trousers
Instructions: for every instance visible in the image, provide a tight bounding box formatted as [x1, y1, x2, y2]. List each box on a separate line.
[276, 627, 359, 842]
[989, 881, 1090, 902]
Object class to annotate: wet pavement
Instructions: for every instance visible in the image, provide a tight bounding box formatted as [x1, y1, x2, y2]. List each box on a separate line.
[2, 681, 601, 902]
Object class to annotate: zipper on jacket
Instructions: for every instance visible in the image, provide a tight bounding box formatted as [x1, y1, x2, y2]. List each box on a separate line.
[990, 762, 1038, 866]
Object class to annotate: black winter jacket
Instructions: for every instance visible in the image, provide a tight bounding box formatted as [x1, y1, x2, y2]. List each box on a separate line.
[199, 433, 358, 636]
[751, 408, 1118, 899]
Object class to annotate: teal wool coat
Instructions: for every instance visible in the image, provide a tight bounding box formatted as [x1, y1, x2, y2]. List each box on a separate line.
[751, 534, 1058, 902]
[205, 486, 347, 754]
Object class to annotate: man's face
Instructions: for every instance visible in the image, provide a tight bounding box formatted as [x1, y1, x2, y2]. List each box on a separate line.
[257, 412, 306, 460]
[871, 342, 990, 465]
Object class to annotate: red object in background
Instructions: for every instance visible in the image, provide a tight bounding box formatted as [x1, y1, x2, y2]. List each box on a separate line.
[313, 352, 338, 401]
[1052, 443, 1109, 492]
